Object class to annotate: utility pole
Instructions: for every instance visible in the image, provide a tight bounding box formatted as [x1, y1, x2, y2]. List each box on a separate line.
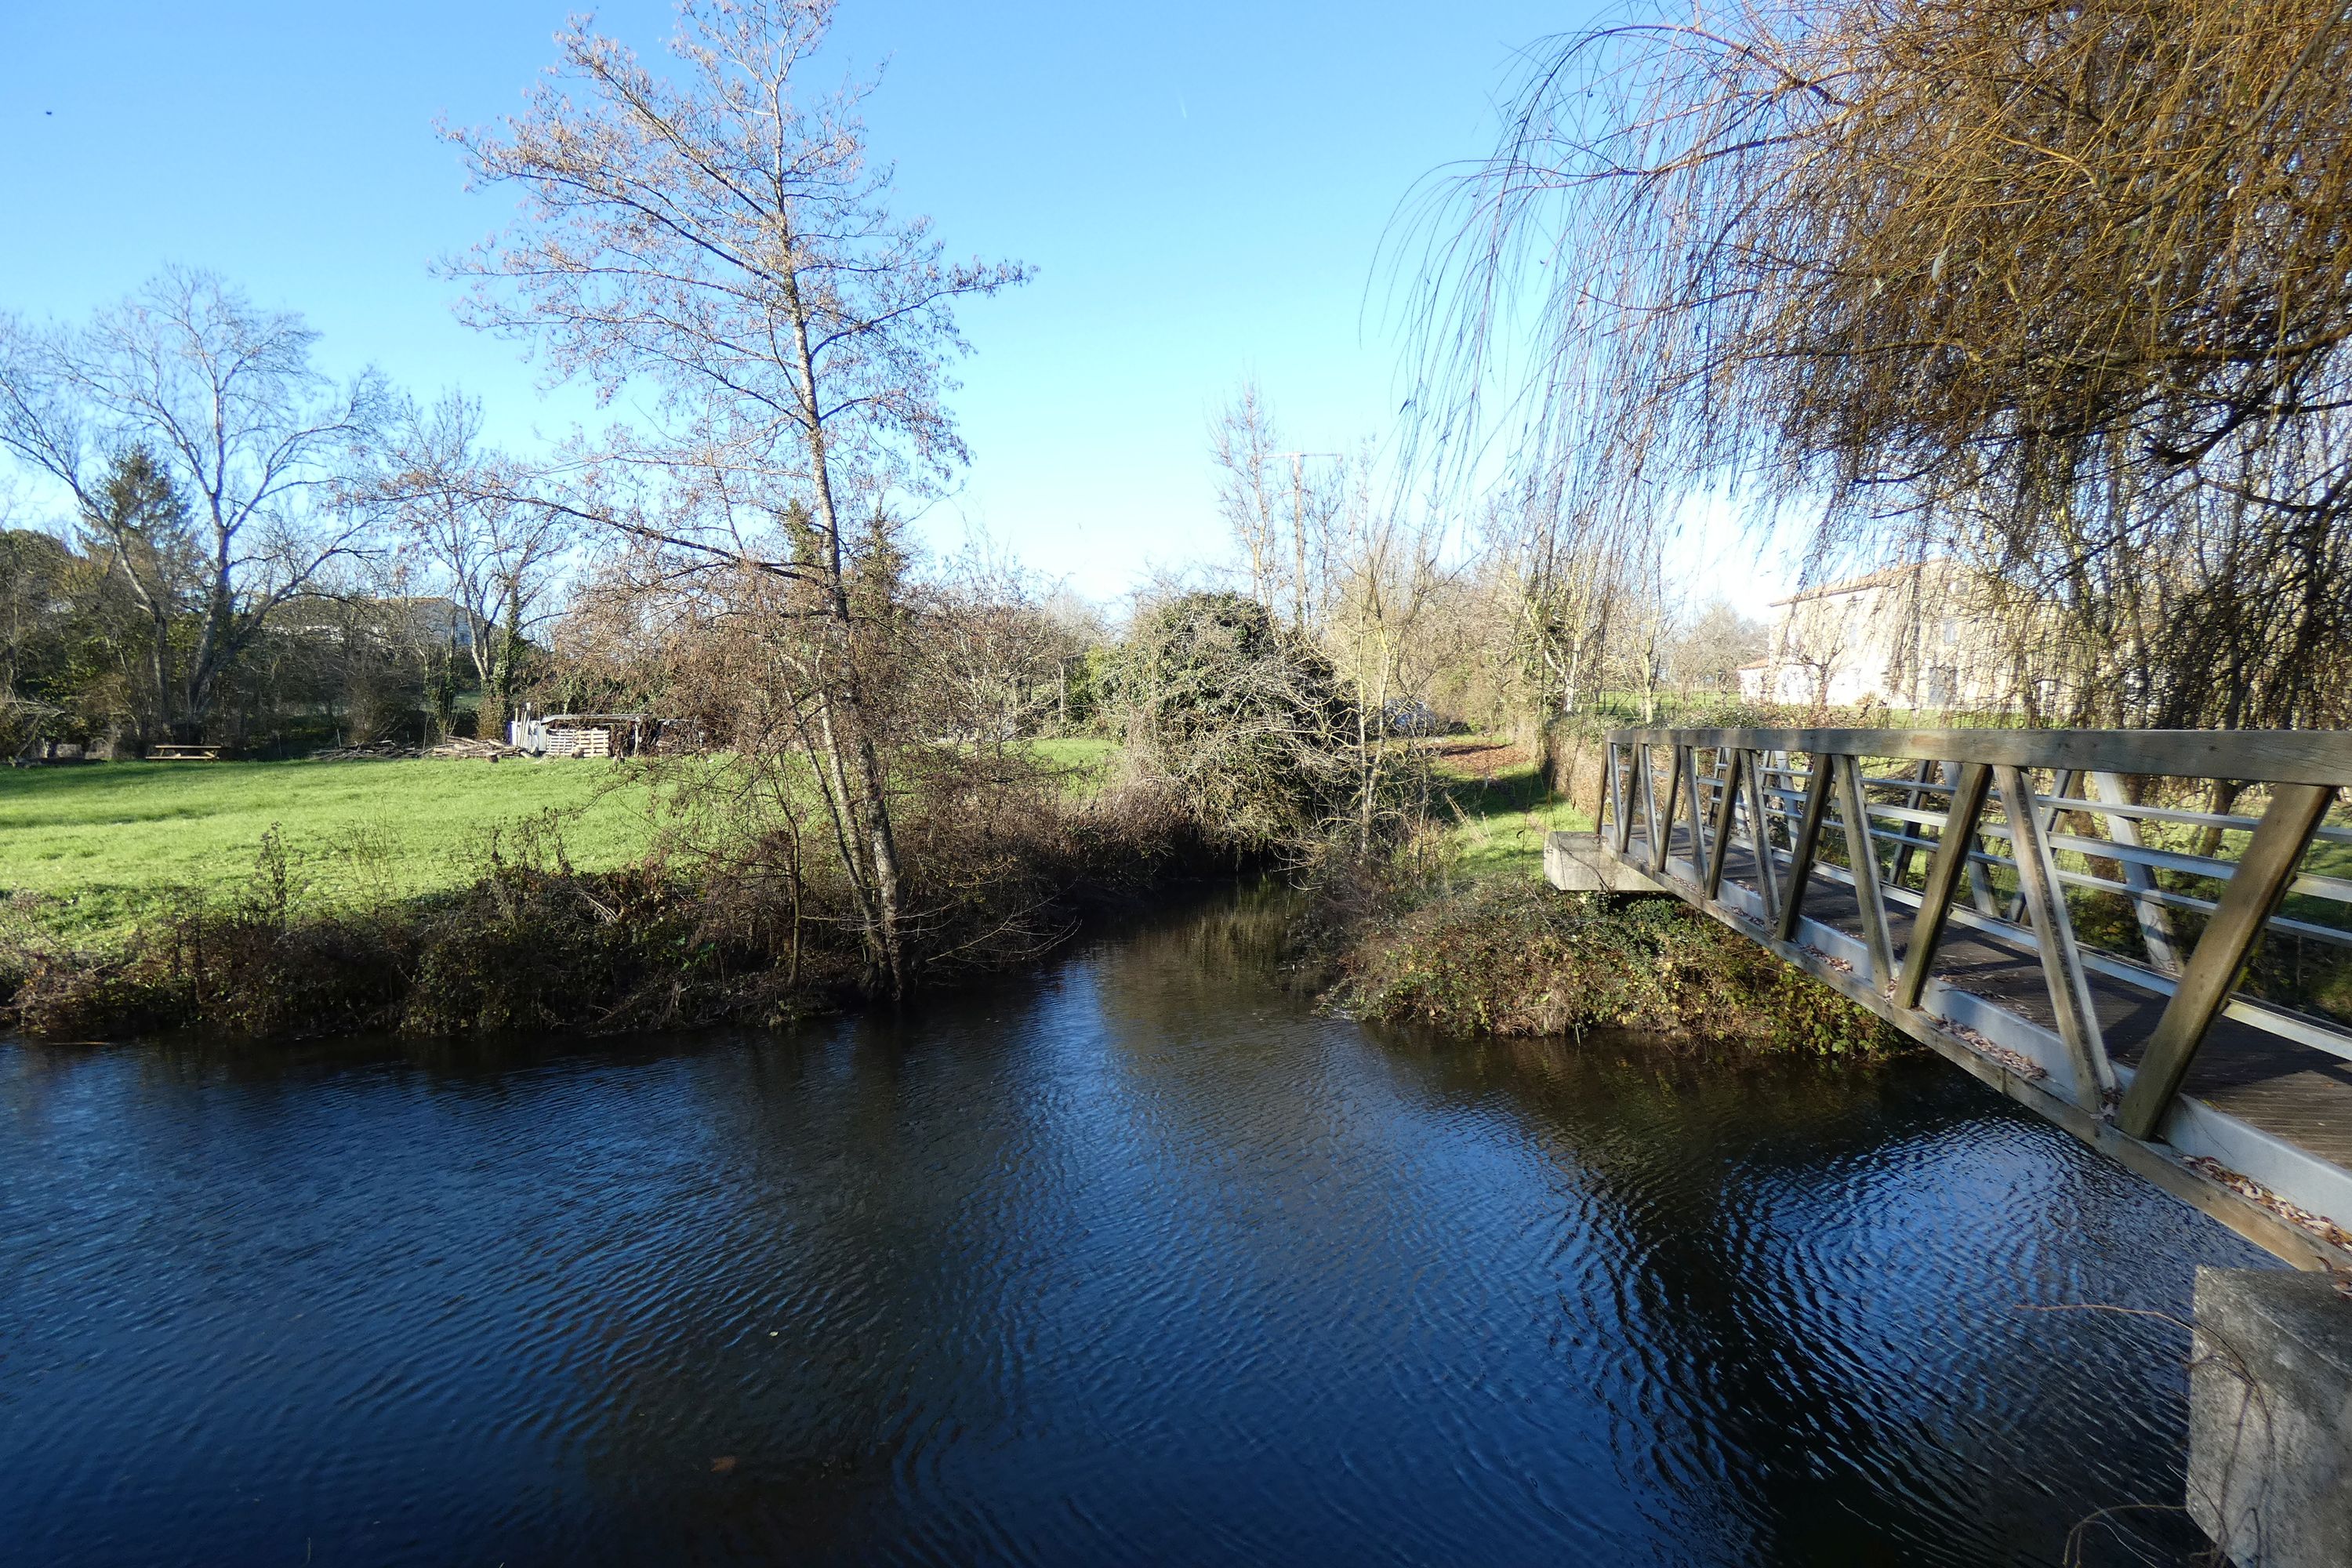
[1272, 450, 1338, 631]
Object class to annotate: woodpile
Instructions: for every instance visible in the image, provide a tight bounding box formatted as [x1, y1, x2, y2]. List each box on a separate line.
[426, 736, 529, 761]
[309, 737, 532, 762]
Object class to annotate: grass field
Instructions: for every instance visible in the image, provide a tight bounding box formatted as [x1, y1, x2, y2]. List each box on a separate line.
[0, 736, 1557, 947]
[0, 759, 655, 942]
[0, 739, 1125, 945]
[1426, 739, 1591, 879]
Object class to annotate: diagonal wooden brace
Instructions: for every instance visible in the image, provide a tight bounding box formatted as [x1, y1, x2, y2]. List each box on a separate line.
[2116, 782, 2336, 1141]
[1894, 762, 1992, 1011]
[1996, 764, 2114, 1111]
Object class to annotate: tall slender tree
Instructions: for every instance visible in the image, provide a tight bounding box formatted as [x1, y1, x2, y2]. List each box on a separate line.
[78, 447, 198, 742]
[445, 0, 1027, 989]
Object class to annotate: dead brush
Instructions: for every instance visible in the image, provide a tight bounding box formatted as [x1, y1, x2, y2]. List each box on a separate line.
[1327, 879, 1899, 1054]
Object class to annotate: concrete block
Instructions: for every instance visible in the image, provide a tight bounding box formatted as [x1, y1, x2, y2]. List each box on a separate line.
[2190, 1266, 2352, 1566]
[1543, 832, 1670, 895]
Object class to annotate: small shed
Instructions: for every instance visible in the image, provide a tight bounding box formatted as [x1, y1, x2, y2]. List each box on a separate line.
[507, 711, 662, 758]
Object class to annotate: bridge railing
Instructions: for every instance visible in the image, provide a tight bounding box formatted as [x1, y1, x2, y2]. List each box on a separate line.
[1597, 729, 2352, 1158]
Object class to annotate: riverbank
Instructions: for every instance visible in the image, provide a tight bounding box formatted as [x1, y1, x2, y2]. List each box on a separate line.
[1303, 741, 1899, 1058]
[0, 742, 1182, 1042]
[0, 742, 1118, 945]
[2, 736, 1888, 1055]
[1314, 878, 1897, 1055]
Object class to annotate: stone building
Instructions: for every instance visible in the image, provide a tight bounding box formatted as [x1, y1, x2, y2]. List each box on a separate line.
[1735, 561, 2023, 713]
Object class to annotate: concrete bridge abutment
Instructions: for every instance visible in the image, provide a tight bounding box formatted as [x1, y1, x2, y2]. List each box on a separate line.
[2190, 1268, 2352, 1566]
[1543, 830, 1670, 895]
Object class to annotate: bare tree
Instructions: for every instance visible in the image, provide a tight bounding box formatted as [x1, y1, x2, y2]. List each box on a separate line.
[1312, 451, 1447, 848]
[919, 539, 1080, 744]
[386, 391, 575, 735]
[1473, 471, 1665, 723]
[444, 0, 1027, 990]
[1667, 600, 1765, 698]
[0, 268, 387, 739]
[1210, 379, 1356, 640]
[1210, 380, 1285, 612]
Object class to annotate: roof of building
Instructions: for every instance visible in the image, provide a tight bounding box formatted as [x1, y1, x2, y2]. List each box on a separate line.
[1767, 563, 1930, 608]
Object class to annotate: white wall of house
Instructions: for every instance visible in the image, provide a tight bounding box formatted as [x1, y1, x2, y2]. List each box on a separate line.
[1743, 561, 2016, 712]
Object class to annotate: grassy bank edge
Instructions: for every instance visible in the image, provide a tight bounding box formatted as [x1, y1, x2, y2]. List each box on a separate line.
[1305, 878, 1900, 1058]
[0, 767, 1210, 1044]
[0, 740, 1121, 946]
[1301, 742, 1902, 1058]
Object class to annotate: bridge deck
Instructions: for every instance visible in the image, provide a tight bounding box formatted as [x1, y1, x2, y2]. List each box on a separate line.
[1634, 823, 2352, 1171]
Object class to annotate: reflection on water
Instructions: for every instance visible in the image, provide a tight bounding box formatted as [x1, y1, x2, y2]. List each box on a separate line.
[0, 889, 2273, 1566]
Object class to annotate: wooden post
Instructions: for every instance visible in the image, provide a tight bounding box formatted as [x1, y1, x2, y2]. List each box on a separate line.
[1704, 747, 1744, 898]
[1947, 760, 2002, 916]
[1606, 742, 1628, 851]
[1894, 763, 1993, 1011]
[1628, 746, 1654, 858]
[2116, 783, 2336, 1141]
[1653, 744, 1686, 876]
[2001, 768, 2074, 924]
[1835, 754, 1898, 988]
[2089, 770, 2182, 974]
[1774, 753, 1835, 942]
[1741, 748, 1783, 920]
[1889, 757, 1936, 888]
[1996, 764, 2112, 1110]
[1680, 744, 1707, 881]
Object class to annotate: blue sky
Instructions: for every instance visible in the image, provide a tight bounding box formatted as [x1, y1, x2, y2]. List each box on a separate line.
[0, 0, 1791, 611]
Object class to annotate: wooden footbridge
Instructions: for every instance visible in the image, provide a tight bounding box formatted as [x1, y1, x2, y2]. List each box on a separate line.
[1568, 728, 2352, 1273]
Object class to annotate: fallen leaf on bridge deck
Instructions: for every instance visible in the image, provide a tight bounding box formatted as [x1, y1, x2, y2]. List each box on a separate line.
[2183, 1156, 2352, 1267]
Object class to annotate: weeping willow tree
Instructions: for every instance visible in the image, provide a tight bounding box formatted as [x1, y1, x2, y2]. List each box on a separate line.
[1402, 0, 2352, 729]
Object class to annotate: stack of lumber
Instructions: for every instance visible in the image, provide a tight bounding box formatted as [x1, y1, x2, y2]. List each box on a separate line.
[308, 737, 533, 762]
[312, 740, 415, 761]
[426, 737, 528, 760]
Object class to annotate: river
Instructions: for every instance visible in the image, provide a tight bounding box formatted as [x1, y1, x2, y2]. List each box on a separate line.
[0, 890, 2274, 1566]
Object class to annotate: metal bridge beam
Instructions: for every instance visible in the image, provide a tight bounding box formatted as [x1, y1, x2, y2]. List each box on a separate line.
[1588, 725, 2352, 1276]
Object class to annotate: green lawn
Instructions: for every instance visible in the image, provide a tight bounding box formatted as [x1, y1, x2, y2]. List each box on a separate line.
[1427, 739, 1592, 880]
[0, 739, 1126, 947]
[1033, 735, 1120, 785]
[0, 758, 656, 943]
[5, 735, 1575, 947]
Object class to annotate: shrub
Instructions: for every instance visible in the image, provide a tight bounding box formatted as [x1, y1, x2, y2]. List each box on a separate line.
[1116, 591, 1423, 860]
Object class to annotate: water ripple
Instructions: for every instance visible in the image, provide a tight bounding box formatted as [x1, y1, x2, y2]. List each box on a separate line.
[0, 895, 2275, 1566]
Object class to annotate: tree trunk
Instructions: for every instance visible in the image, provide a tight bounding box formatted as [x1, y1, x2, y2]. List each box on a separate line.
[786, 268, 906, 996]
